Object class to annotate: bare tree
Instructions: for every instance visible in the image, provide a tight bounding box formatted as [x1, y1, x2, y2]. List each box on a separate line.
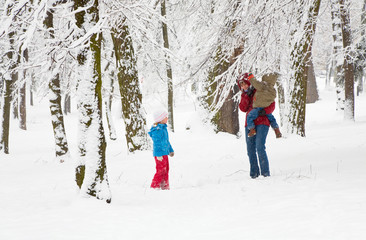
[161, 0, 175, 132]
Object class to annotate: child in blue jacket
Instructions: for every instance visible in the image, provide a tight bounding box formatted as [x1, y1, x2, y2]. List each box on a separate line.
[148, 110, 174, 190]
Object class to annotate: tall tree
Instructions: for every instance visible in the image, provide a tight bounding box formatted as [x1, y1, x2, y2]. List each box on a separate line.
[74, 0, 111, 203]
[202, 1, 242, 135]
[203, 45, 240, 135]
[0, 2, 18, 154]
[19, 48, 27, 130]
[161, 0, 174, 132]
[111, 18, 148, 152]
[339, 0, 354, 120]
[102, 38, 116, 141]
[287, 0, 321, 136]
[355, 0, 366, 96]
[44, 2, 69, 162]
[331, 0, 345, 110]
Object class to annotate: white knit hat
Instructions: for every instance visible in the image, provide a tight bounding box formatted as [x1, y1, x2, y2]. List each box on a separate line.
[153, 109, 168, 123]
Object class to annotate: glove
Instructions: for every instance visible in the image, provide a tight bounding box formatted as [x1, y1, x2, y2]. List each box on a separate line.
[258, 108, 266, 116]
[246, 85, 255, 97]
[169, 152, 174, 157]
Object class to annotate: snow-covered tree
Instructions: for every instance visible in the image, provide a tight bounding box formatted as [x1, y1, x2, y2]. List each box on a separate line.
[73, 0, 111, 203]
[339, 0, 354, 121]
[160, 0, 175, 132]
[331, 0, 346, 111]
[43, 1, 69, 163]
[286, 0, 321, 136]
[111, 17, 148, 152]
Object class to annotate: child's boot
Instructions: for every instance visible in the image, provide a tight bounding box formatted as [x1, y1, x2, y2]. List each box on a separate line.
[274, 128, 282, 138]
[248, 128, 256, 137]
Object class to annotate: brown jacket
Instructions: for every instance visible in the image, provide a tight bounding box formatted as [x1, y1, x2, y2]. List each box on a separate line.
[249, 73, 278, 108]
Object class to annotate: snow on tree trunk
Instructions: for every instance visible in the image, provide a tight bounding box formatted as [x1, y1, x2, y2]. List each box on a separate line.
[339, 0, 354, 121]
[357, 0, 366, 96]
[286, 0, 321, 137]
[161, 0, 175, 132]
[74, 0, 111, 203]
[331, 0, 345, 111]
[203, 45, 240, 135]
[44, 6, 69, 163]
[102, 35, 117, 141]
[49, 73, 69, 162]
[111, 20, 148, 152]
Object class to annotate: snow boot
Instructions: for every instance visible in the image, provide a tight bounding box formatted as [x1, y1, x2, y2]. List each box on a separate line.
[248, 128, 256, 137]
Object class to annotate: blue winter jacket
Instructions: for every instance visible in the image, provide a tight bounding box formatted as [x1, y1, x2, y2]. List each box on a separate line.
[148, 123, 174, 157]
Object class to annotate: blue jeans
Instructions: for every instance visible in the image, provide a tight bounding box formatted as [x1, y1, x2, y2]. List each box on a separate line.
[245, 124, 270, 178]
[247, 107, 279, 129]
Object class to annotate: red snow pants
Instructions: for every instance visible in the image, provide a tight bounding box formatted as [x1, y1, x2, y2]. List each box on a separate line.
[150, 155, 170, 190]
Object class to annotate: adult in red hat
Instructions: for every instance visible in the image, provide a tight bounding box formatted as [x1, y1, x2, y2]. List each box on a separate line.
[237, 72, 275, 178]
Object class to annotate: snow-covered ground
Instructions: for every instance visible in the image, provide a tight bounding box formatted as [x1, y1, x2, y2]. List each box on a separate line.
[1, 78, 366, 240]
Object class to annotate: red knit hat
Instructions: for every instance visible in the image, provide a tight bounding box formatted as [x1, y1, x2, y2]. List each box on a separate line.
[237, 74, 251, 87]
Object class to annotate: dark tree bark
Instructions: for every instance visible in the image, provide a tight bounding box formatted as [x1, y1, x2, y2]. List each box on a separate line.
[0, 79, 12, 154]
[0, 19, 17, 153]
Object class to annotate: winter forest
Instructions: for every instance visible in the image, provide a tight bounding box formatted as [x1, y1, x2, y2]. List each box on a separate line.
[1, 0, 366, 239]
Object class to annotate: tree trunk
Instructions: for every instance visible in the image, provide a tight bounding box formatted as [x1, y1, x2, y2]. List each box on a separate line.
[306, 60, 319, 103]
[203, 45, 240, 135]
[74, 0, 111, 203]
[19, 48, 28, 130]
[0, 25, 17, 154]
[29, 73, 34, 106]
[102, 35, 117, 141]
[44, 6, 69, 162]
[49, 73, 69, 162]
[331, 0, 345, 110]
[340, 0, 354, 120]
[202, 1, 242, 136]
[111, 19, 148, 152]
[64, 93, 71, 114]
[161, 0, 175, 132]
[276, 80, 285, 127]
[287, 0, 321, 137]
[0, 79, 12, 154]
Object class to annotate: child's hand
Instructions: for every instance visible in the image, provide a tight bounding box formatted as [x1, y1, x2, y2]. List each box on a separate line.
[169, 152, 174, 157]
